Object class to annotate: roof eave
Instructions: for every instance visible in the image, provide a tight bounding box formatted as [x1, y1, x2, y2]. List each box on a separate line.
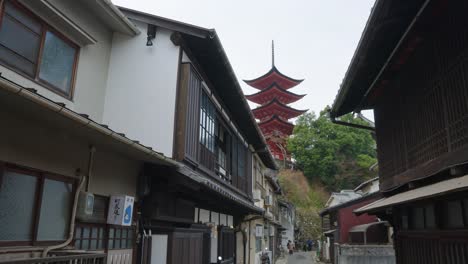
[98, 0, 140, 35]
[330, 0, 385, 118]
[118, 6, 212, 38]
[209, 33, 278, 170]
[244, 66, 304, 85]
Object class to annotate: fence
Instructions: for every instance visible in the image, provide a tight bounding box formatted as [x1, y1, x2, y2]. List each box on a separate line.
[0, 253, 106, 264]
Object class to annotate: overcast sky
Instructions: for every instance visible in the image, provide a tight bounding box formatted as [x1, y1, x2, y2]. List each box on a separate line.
[114, 0, 375, 118]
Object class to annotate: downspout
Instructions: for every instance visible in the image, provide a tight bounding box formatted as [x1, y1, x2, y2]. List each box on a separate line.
[330, 113, 375, 132]
[234, 224, 248, 264]
[244, 215, 263, 264]
[248, 220, 251, 264]
[42, 146, 96, 257]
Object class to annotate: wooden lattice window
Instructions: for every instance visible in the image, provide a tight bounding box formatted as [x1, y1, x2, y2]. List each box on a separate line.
[108, 226, 134, 250]
[74, 224, 106, 250]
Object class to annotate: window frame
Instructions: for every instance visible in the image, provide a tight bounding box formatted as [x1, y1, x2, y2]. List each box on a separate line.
[74, 223, 135, 251]
[199, 91, 216, 153]
[74, 223, 107, 251]
[0, 162, 76, 246]
[0, 0, 79, 99]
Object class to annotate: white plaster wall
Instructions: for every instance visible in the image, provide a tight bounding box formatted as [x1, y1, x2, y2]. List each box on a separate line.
[0, 107, 141, 197]
[1, 1, 115, 122]
[103, 21, 180, 157]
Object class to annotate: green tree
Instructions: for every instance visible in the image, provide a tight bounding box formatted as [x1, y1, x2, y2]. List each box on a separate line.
[296, 207, 322, 241]
[288, 107, 377, 191]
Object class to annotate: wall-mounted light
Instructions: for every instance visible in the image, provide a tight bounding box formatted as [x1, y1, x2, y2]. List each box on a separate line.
[146, 24, 157, 46]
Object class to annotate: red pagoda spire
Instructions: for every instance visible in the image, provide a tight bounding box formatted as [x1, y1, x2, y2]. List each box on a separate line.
[245, 41, 307, 162]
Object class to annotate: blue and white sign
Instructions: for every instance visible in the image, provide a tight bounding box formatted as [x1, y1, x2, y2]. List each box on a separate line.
[107, 195, 134, 226]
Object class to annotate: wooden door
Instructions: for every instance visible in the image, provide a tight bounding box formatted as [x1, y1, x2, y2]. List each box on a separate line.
[218, 226, 235, 264]
[170, 231, 205, 264]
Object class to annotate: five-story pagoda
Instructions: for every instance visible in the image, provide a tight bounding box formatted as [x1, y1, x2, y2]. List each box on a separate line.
[244, 42, 307, 162]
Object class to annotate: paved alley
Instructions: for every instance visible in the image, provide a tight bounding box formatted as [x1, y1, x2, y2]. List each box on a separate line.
[286, 251, 316, 264]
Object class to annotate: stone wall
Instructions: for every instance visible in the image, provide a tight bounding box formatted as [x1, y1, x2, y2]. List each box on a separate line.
[334, 244, 395, 264]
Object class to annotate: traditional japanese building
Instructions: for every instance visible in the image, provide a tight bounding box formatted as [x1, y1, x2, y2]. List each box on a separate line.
[244, 42, 307, 162]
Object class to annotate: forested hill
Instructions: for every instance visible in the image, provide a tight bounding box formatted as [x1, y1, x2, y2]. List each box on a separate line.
[279, 169, 327, 240]
[287, 108, 378, 192]
[281, 107, 377, 239]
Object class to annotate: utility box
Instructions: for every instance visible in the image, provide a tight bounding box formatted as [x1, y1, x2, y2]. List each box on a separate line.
[76, 192, 94, 221]
[107, 195, 134, 226]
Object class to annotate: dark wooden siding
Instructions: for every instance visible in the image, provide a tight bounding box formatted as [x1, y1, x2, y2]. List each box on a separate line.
[185, 65, 202, 162]
[174, 63, 200, 162]
[396, 231, 468, 264]
[246, 150, 253, 198]
[175, 62, 253, 196]
[375, 1, 468, 191]
[170, 232, 204, 264]
[231, 136, 238, 187]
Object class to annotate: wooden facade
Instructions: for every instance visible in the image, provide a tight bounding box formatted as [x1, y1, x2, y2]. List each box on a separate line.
[332, 1, 468, 264]
[175, 63, 253, 196]
[374, 0, 468, 191]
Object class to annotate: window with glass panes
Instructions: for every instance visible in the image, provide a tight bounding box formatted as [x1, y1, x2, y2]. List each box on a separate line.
[108, 226, 134, 250]
[74, 224, 106, 250]
[74, 224, 134, 250]
[200, 92, 216, 153]
[0, 163, 74, 245]
[0, 1, 78, 98]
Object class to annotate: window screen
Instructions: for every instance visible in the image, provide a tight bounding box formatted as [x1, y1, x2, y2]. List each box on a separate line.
[0, 165, 75, 245]
[0, 171, 37, 241]
[37, 178, 73, 240]
[39, 31, 76, 93]
[0, 2, 41, 76]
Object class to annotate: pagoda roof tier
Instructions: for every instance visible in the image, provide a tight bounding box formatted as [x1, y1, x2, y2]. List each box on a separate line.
[246, 82, 306, 105]
[252, 98, 308, 120]
[244, 66, 303, 90]
[258, 115, 295, 135]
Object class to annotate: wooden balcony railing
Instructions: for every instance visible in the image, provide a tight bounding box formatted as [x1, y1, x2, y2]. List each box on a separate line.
[1, 253, 106, 264]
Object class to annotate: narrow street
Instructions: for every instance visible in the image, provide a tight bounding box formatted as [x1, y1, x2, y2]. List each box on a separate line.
[285, 251, 316, 264]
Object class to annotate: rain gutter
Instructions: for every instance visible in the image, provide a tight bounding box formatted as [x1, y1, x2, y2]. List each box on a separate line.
[0, 76, 178, 167]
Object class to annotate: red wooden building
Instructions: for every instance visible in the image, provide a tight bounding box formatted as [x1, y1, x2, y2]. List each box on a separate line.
[320, 182, 382, 263]
[244, 42, 307, 161]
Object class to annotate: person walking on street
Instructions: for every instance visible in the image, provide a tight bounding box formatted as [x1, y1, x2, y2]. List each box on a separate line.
[287, 240, 294, 255]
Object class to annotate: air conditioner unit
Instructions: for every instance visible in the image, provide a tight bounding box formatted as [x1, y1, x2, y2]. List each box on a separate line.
[265, 195, 273, 206]
[76, 192, 94, 220]
[253, 189, 261, 202]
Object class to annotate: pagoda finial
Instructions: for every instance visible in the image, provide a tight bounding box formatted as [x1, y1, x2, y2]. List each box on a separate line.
[272, 40, 275, 67]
